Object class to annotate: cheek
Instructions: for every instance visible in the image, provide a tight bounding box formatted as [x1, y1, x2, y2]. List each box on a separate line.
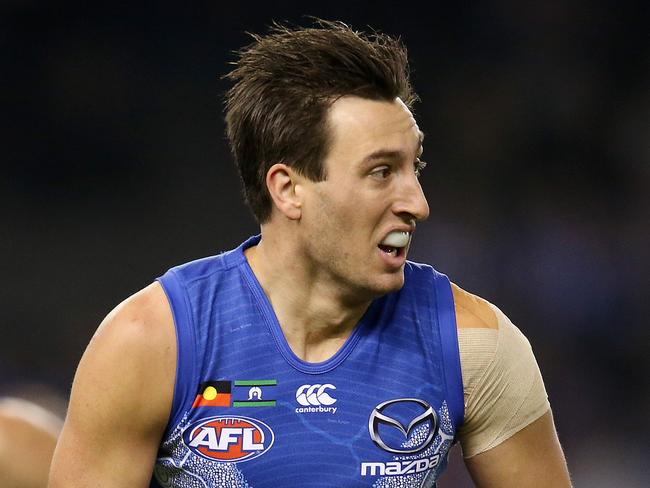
[311, 189, 349, 227]
[310, 185, 381, 239]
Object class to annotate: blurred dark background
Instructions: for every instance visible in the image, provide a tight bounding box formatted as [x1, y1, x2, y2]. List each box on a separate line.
[2, 1, 648, 486]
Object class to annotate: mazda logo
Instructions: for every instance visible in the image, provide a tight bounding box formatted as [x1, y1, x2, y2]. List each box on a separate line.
[368, 398, 438, 454]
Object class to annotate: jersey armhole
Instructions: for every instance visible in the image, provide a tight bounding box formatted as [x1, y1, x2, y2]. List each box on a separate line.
[432, 271, 465, 431]
[157, 270, 198, 439]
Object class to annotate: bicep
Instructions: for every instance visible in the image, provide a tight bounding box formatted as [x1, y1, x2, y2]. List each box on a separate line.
[457, 304, 550, 457]
[49, 284, 176, 487]
[50, 408, 160, 487]
[453, 295, 570, 486]
[464, 410, 571, 487]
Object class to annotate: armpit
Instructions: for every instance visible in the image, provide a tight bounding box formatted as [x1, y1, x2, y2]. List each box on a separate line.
[456, 304, 550, 458]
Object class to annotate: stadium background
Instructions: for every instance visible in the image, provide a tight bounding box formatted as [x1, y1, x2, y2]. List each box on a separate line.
[2, 2, 648, 486]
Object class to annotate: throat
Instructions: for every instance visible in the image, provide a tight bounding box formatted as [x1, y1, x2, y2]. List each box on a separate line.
[267, 285, 371, 363]
[278, 314, 361, 363]
[285, 333, 351, 363]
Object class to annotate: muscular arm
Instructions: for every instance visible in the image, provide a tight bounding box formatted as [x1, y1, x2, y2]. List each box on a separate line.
[452, 284, 571, 487]
[465, 410, 571, 487]
[48, 282, 176, 487]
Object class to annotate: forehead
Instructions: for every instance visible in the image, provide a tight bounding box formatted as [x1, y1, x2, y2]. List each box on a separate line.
[325, 96, 423, 163]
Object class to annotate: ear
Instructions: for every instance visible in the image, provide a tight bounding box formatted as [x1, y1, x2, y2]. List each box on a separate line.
[266, 163, 303, 220]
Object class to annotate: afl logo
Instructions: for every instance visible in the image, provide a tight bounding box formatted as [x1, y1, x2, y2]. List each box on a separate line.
[183, 416, 274, 462]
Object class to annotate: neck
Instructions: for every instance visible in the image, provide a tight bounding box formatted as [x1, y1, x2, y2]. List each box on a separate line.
[245, 231, 371, 363]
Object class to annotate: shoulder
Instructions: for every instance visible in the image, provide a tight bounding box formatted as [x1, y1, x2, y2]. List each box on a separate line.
[94, 281, 174, 348]
[72, 281, 176, 429]
[87, 282, 175, 378]
[449, 281, 535, 372]
[449, 284, 551, 457]
[450, 282, 498, 330]
[164, 246, 246, 284]
[50, 283, 177, 485]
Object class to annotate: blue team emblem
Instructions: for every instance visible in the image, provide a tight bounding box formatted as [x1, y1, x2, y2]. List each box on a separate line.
[183, 415, 275, 462]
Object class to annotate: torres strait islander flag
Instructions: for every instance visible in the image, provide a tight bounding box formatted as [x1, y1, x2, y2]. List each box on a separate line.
[192, 380, 231, 408]
[232, 379, 277, 407]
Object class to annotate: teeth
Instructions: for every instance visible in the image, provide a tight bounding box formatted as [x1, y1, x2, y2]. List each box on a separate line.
[378, 245, 397, 256]
[381, 231, 410, 248]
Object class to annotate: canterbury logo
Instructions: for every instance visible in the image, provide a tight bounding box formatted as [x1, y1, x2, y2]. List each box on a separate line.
[295, 384, 337, 406]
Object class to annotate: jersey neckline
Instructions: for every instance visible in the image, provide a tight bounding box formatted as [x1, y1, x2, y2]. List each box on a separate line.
[234, 234, 380, 375]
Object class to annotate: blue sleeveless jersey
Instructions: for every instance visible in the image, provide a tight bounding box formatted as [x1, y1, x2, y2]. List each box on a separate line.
[151, 235, 463, 488]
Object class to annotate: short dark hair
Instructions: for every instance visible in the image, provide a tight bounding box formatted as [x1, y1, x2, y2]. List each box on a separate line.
[224, 19, 417, 223]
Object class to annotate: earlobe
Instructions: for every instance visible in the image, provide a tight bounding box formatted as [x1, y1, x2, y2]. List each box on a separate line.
[266, 163, 302, 220]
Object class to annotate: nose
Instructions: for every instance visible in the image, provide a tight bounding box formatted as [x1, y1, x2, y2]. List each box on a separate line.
[394, 173, 430, 222]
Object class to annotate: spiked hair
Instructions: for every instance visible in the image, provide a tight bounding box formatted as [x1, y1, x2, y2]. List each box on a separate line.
[224, 19, 417, 223]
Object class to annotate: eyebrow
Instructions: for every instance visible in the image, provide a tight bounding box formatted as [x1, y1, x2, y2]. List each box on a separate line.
[361, 130, 425, 164]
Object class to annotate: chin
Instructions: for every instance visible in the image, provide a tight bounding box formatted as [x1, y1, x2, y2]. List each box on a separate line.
[367, 270, 406, 297]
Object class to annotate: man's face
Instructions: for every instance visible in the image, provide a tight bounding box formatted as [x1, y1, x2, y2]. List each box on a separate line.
[297, 96, 430, 299]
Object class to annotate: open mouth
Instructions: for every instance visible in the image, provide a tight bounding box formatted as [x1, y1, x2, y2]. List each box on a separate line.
[378, 244, 405, 257]
[378, 230, 411, 258]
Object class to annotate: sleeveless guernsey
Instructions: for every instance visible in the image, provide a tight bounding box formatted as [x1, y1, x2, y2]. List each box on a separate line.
[151, 235, 463, 488]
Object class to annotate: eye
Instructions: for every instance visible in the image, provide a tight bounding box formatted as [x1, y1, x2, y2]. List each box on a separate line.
[369, 165, 392, 180]
[414, 159, 427, 178]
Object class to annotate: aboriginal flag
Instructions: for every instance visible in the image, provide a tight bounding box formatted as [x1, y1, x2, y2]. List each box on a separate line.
[192, 380, 231, 408]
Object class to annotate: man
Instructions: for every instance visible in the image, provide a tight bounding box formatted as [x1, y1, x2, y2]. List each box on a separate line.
[49, 20, 571, 487]
[0, 394, 62, 488]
